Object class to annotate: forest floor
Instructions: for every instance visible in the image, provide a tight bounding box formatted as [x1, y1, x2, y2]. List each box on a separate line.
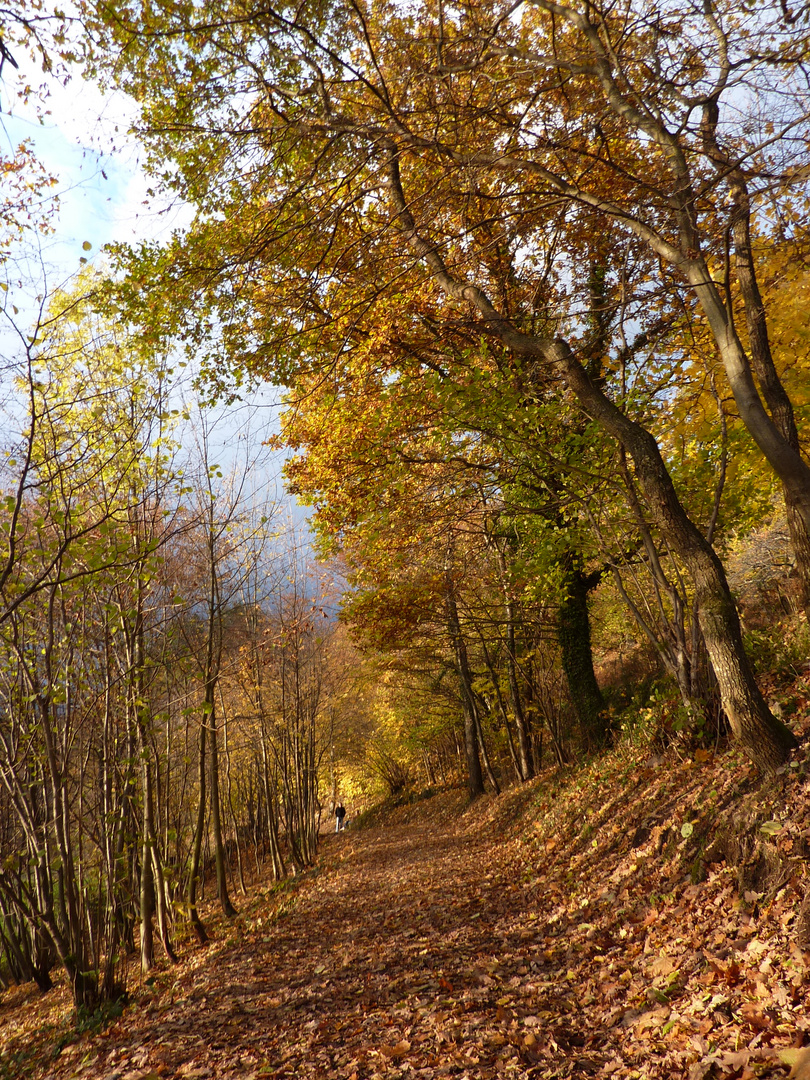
[5, 728, 810, 1080]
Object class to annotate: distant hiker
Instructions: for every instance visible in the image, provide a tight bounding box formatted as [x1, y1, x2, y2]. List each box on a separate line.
[335, 803, 346, 833]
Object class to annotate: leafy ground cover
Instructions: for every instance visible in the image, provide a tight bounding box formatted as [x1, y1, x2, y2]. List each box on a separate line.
[4, 721, 810, 1080]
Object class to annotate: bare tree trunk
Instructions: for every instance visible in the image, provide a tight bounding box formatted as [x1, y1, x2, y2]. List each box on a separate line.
[445, 575, 485, 799]
[187, 717, 208, 943]
[479, 636, 524, 783]
[139, 821, 155, 973]
[475, 713, 501, 796]
[208, 699, 236, 918]
[495, 549, 534, 780]
[221, 694, 246, 896]
[260, 734, 286, 882]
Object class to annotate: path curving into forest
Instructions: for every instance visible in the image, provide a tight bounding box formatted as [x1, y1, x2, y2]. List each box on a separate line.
[16, 777, 806, 1080]
[35, 796, 615, 1080]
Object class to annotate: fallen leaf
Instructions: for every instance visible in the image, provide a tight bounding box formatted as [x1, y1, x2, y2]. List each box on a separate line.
[783, 1047, 810, 1079]
[380, 1040, 411, 1058]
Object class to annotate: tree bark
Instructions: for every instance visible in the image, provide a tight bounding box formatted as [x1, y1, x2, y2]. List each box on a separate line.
[208, 698, 236, 918]
[557, 557, 606, 752]
[549, 340, 796, 771]
[701, 108, 810, 618]
[187, 716, 208, 944]
[495, 549, 534, 780]
[445, 575, 485, 799]
[475, 710, 501, 795]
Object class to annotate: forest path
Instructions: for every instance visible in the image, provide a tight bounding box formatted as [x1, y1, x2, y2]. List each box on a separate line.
[45, 794, 610, 1080]
[14, 771, 809, 1080]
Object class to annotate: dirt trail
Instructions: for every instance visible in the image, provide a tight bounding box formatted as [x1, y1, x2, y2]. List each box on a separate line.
[16, 775, 808, 1080]
[40, 800, 590, 1080]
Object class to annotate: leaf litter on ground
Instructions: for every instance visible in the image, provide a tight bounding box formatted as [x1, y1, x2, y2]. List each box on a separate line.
[4, 715, 810, 1080]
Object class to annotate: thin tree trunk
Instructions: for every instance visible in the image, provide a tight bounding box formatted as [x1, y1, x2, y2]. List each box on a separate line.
[208, 700, 236, 917]
[479, 637, 524, 783]
[495, 549, 534, 779]
[475, 712, 501, 795]
[187, 717, 208, 943]
[220, 687, 246, 895]
[139, 816, 155, 973]
[445, 574, 485, 799]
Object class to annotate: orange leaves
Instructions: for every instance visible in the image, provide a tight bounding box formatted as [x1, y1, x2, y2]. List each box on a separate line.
[11, 734, 810, 1080]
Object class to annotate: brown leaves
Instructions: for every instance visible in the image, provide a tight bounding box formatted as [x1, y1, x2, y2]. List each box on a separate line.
[8, 751, 810, 1080]
[378, 1039, 411, 1058]
[784, 1047, 810, 1079]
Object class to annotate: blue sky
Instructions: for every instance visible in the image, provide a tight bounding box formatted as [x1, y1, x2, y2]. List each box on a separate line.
[0, 56, 302, 516]
[0, 55, 192, 287]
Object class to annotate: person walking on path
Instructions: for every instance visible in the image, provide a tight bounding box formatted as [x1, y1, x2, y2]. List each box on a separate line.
[335, 803, 346, 833]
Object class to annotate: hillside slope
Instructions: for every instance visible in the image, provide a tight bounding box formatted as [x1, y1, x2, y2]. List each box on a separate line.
[3, 737, 810, 1080]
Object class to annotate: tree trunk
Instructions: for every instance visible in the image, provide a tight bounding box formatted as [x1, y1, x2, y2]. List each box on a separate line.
[550, 339, 796, 771]
[497, 549, 534, 780]
[139, 827, 155, 974]
[475, 710, 501, 795]
[557, 557, 606, 752]
[208, 699, 236, 918]
[702, 128, 810, 619]
[683, 262, 810, 617]
[445, 576, 485, 799]
[478, 633, 525, 783]
[187, 716, 208, 944]
[260, 735, 286, 882]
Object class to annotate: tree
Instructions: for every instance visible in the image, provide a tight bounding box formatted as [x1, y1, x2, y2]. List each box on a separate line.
[0, 281, 186, 1002]
[85, 0, 802, 770]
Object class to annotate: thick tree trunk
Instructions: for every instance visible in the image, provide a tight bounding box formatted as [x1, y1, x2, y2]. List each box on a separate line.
[558, 557, 606, 752]
[785, 499, 810, 617]
[550, 340, 796, 771]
